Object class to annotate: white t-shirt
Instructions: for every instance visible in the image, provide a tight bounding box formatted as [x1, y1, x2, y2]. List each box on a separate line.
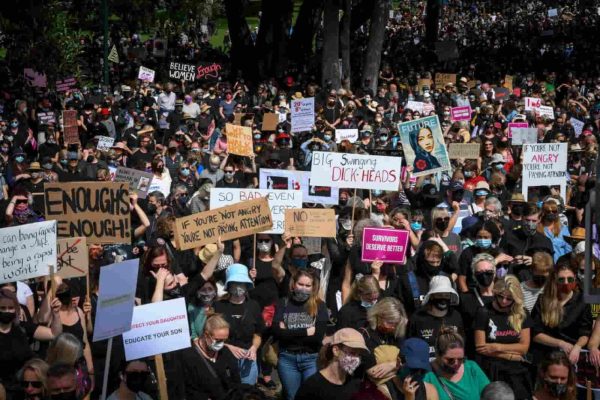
[183, 102, 201, 118]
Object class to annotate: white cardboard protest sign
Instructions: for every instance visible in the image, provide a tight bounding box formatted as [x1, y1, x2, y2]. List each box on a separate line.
[570, 118, 585, 137]
[259, 169, 339, 205]
[97, 136, 115, 152]
[310, 152, 402, 191]
[123, 298, 191, 361]
[210, 188, 302, 234]
[335, 129, 359, 143]
[521, 143, 568, 201]
[548, 8, 558, 17]
[524, 97, 541, 111]
[115, 167, 154, 199]
[93, 259, 139, 342]
[511, 128, 538, 145]
[405, 101, 424, 113]
[138, 66, 155, 82]
[291, 97, 315, 133]
[537, 105, 555, 120]
[0, 221, 57, 284]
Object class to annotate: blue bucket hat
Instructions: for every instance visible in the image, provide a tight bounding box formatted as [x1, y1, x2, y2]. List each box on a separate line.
[225, 263, 254, 289]
[400, 338, 432, 371]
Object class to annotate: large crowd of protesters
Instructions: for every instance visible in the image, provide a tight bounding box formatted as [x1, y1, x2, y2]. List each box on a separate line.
[0, 0, 600, 399]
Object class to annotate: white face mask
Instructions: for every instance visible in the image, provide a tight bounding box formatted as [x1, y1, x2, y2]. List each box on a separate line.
[257, 241, 272, 253]
[208, 339, 225, 352]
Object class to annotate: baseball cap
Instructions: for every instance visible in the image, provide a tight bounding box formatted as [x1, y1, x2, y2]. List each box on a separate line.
[324, 328, 369, 352]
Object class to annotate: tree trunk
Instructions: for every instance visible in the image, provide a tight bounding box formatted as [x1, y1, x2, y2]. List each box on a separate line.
[362, 0, 389, 94]
[224, 0, 257, 79]
[289, 0, 324, 65]
[425, 0, 440, 44]
[321, 0, 341, 88]
[350, 0, 374, 33]
[255, 0, 293, 78]
[339, 0, 351, 83]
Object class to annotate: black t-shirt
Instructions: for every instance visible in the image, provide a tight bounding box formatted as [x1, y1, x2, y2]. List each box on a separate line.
[249, 259, 280, 308]
[180, 346, 241, 400]
[408, 308, 464, 359]
[214, 299, 265, 348]
[336, 300, 368, 331]
[0, 322, 37, 384]
[474, 305, 533, 344]
[272, 297, 329, 353]
[295, 371, 361, 400]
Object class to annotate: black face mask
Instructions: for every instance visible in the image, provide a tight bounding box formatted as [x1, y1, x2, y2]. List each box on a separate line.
[0, 311, 16, 324]
[422, 261, 440, 277]
[435, 219, 449, 231]
[511, 204, 525, 217]
[475, 271, 495, 287]
[544, 380, 567, 397]
[431, 298, 449, 311]
[57, 289, 72, 306]
[146, 204, 157, 215]
[532, 274, 547, 286]
[165, 284, 182, 299]
[50, 391, 78, 400]
[452, 191, 464, 202]
[125, 371, 149, 393]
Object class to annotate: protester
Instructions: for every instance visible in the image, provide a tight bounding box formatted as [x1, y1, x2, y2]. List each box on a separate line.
[532, 351, 577, 400]
[107, 359, 154, 400]
[18, 358, 49, 400]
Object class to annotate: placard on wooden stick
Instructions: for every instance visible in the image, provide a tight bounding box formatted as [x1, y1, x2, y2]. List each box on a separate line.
[284, 209, 336, 238]
[226, 123, 254, 157]
[56, 237, 89, 279]
[448, 143, 480, 159]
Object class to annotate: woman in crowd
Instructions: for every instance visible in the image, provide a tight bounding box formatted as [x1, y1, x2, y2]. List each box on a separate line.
[423, 328, 490, 400]
[532, 351, 577, 400]
[214, 263, 264, 385]
[539, 201, 572, 262]
[138, 243, 187, 304]
[18, 358, 49, 400]
[107, 359, 154, 400]
[430, 208, 462, 258]
[474, 275, 533, 399]
[408, 276, 464, 360]
[531, 264, 593, 364]
[295, 328, 368, 400]
[46, 333, 92, 398]
[361, 297, 408, 399]
[188, 279, 219, 340]
[181, 313, 241, 399]
[272, 270, 329, 400]
[520, 251, 553, 312]
[457, 221, 502, 292]
[0, 288, 61, 397]
[393, 338, 439, 400]
[337, 275, 380, 331]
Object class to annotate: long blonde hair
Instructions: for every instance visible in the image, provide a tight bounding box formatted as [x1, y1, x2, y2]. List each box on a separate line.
[46, 333, 83, 366]
[18, 358, 49, 397]
[494, 275, 526, 332]
[367, 297, 408, 338]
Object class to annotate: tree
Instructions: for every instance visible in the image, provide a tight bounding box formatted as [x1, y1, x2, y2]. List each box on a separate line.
[339, 0, 351, 83]
[289, 0, 324, 65]
[362, 0, 390, 93]
[255, 0, 293, 78]
[223, 0, 257, 78]
[321, 0, 341, 88]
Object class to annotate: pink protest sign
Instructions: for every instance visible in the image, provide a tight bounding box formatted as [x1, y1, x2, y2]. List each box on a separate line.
[361, 227, 410, 264]
[450, 106, 472, 121]
[508, 122, 528, 138]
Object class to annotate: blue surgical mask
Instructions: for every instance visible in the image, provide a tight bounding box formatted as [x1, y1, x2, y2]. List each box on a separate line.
[15, 155, 25, 163]
[10, 122, 18, 129]
[361, 300, 377, 309]
[291, 258, 308, 269]
[60, 159, 68, 166]
[475, 238, 492, 248]
[372, 189, 383, 197]
[410, 221, 422, 231]
[180, 168, 190, 177]
[254, 134, 261, 140]
[324, 134, 332, 141]
[494, 164, 504, 170]
[537, 201, 544, 209]
[474, 190, 488, 197]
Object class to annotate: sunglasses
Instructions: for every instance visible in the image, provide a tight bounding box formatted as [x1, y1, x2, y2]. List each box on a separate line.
[151, 263, 169, 270]
[435, 217, 450, 222]
[557, 277, 575, 284]
[444, 357, 465, 364]
[495, 294, 514, 302]
[21, 381, 43, 389]
[15, 199, 28, 205]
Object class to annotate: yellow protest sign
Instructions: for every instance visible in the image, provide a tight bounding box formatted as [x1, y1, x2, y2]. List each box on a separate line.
[226, 123, 254, 157]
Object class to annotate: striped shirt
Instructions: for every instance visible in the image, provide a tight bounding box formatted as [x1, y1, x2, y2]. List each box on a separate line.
[521, 281, 544, 313]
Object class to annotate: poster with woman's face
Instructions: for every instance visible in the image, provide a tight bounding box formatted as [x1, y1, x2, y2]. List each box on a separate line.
[398, 115, 451, 177]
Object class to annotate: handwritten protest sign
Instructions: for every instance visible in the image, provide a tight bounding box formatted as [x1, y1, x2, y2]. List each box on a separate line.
[37, 111, 56, 125]
[93, 259, 139, 342]
[24, 68, 47, 87]
[448, 143, 480, 159]
[522, 143, 568, 201]
[226, 123, 254, 156]
[56, 237, 88, 279]
[570, 117, 585, 137]
[450, 106, 472, 121]
[512, 128, 538, 145]
[44, 182, 131, 244]
[56, 77, 77, 92]
[361, 228, 410, 264]
[285, 209, 336, 238]
[115, 167, 153, 199]
[138, 66, 155, 82]
[262, 113, 279, 131]
[291, 97, 315, 133]
[0, 221, 57, 284]
[405, 101, 424, 113]
[524, 97, 541, 111]
[259, 169, 339, 205]
[168, 61, 196, 82]
[97, 136, 115, 152]
[176, 197, 272, 250]
[123, 298, 191, 361]
[62, 110, 79, 145]
[537, 105, 555, 120]
[310, 152, 402, 191]
[435, 73, 457, 88]
[398, 115, 451, 177]
[508, 122, 528, 138]
[196, 62, 222, 80]
[335, 129, 359, 143]
[210, 188, 301, 234]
